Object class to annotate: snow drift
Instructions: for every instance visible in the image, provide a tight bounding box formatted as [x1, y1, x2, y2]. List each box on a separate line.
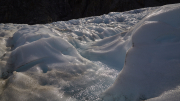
[102, 3, 180, 101]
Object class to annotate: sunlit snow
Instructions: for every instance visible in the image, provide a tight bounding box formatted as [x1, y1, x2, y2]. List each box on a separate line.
[0, 3, 180, 101]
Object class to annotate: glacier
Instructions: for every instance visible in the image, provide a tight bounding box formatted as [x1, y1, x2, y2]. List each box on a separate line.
[0, 3, 180, 101]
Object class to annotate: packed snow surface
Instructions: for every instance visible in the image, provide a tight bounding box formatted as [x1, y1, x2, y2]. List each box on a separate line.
[0, 3, 180, 101]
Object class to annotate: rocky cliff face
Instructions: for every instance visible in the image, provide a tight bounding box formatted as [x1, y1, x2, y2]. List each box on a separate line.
[0, 0, 179, 24]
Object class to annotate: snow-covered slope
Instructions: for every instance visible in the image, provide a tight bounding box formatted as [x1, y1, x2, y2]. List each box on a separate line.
[102, 3, 180, 101]
[0, 3, 180, 101]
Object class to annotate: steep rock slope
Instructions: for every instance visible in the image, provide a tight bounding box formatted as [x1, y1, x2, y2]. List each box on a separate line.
[0, 0, 180, 24]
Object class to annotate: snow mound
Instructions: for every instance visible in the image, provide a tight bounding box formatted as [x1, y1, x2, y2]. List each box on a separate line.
[102, 3, 180, 101]
[0, 25, 118, 101]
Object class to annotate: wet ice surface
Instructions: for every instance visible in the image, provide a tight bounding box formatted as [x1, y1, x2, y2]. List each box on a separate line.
[0, 8, 155, 101]
[0, 24, 120, 101]
[0, 4, 180, 101]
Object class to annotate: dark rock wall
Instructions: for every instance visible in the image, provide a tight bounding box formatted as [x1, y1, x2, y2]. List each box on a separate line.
[0, 0, 179, 24]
